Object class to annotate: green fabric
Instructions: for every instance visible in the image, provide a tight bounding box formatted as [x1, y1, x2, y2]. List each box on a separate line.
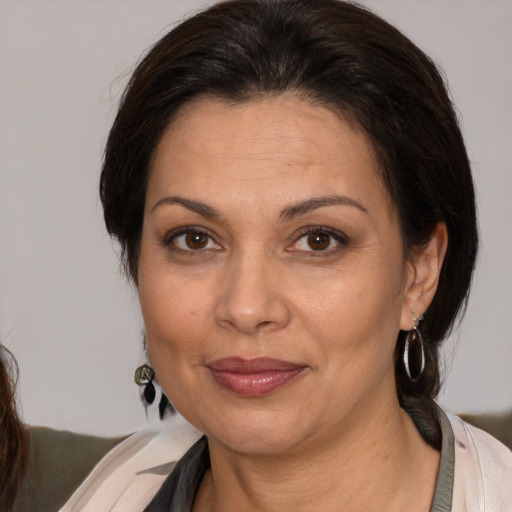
[14, 427, 126, 512]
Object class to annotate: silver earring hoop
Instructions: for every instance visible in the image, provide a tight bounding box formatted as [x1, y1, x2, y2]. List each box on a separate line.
[403, 317, 425, 382]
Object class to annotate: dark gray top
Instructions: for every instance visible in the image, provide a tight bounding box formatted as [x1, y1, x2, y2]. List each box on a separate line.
[144, 408, 455, 512]
[14, 428, 127, 512]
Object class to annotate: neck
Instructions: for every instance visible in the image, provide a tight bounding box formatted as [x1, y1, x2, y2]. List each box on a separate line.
[194, 395, 440, 512]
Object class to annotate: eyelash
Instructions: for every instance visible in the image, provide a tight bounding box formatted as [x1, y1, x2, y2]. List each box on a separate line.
[289, 226, 349, 254]
[162, 226, 219, 254]
[161, 225, 349, 255]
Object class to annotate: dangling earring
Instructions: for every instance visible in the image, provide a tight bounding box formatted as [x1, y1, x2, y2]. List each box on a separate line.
[403, 315, 425, 382]
[158, 393, 174, 420]
[134, 364, 156, 404]
[135, 331, 176, 419]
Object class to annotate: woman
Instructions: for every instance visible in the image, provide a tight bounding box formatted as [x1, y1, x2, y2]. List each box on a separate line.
[0, 345, 28, 511]
[62, 0, 512, 510]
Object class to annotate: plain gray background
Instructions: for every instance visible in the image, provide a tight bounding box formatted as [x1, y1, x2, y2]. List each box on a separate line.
[1, 0, 511, 436]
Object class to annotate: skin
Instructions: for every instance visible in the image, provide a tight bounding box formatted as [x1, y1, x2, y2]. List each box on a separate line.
[138, 95, 447, 511]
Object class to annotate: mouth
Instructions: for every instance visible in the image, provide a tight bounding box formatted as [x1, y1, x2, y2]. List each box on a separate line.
[206, 357, 307, 397]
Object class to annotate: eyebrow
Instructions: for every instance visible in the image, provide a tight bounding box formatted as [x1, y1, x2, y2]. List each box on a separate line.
[150, 196, 222, 219]
[278, 195, 368, 222]
[150, 194, 367, 222]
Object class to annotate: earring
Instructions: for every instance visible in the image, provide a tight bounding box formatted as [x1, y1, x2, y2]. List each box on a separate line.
[158, 393, 176, 420]
[403, 315, 425, 382]
[137, 331, 176, 419]
[134, 364, 156, 404]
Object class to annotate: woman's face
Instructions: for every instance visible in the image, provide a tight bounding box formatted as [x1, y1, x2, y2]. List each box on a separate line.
[138, 95, 420, 455]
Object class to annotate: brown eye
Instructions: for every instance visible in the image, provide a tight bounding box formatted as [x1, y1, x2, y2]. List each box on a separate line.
[168, 229, 221, 252]
[289, 228, 347, 254]
[307, 233, 331, 250]
[185, 232, 209, 249]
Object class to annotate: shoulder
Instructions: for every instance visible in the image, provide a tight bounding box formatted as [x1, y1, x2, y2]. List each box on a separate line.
[58, 415, 202, 512]
[446, 412, 512, 512]
[14, 427, 127, 512]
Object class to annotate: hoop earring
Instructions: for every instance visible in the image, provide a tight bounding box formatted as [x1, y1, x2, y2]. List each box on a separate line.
[403, 316, 425, 382]
[134, 364, 156, 404]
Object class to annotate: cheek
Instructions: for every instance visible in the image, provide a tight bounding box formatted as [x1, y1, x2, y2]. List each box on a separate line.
[139, 277, 215, 413]
[293, 259, 406, 368]
[138, 260, 215, 362]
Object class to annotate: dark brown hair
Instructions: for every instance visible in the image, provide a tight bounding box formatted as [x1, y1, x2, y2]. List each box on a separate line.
[0, 345, 29, 511]
[100, 0, 478, 445]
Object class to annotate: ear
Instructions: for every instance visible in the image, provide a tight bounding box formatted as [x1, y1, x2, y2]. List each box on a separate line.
[400, 222, 448, 331]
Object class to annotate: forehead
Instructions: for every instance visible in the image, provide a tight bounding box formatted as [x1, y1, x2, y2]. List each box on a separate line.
[147, 95, 392, 218]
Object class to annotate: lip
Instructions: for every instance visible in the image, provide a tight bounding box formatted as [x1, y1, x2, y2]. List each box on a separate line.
[206, 357, 306, 397]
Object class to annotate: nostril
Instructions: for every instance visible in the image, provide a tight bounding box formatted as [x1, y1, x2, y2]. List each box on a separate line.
[256, 320, 273, 329]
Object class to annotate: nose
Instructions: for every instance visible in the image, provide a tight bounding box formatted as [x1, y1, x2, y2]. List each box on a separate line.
[214, 251, 291, 335]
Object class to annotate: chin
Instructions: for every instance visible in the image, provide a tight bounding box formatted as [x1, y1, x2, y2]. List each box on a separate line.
[195, 405, 310, 457]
